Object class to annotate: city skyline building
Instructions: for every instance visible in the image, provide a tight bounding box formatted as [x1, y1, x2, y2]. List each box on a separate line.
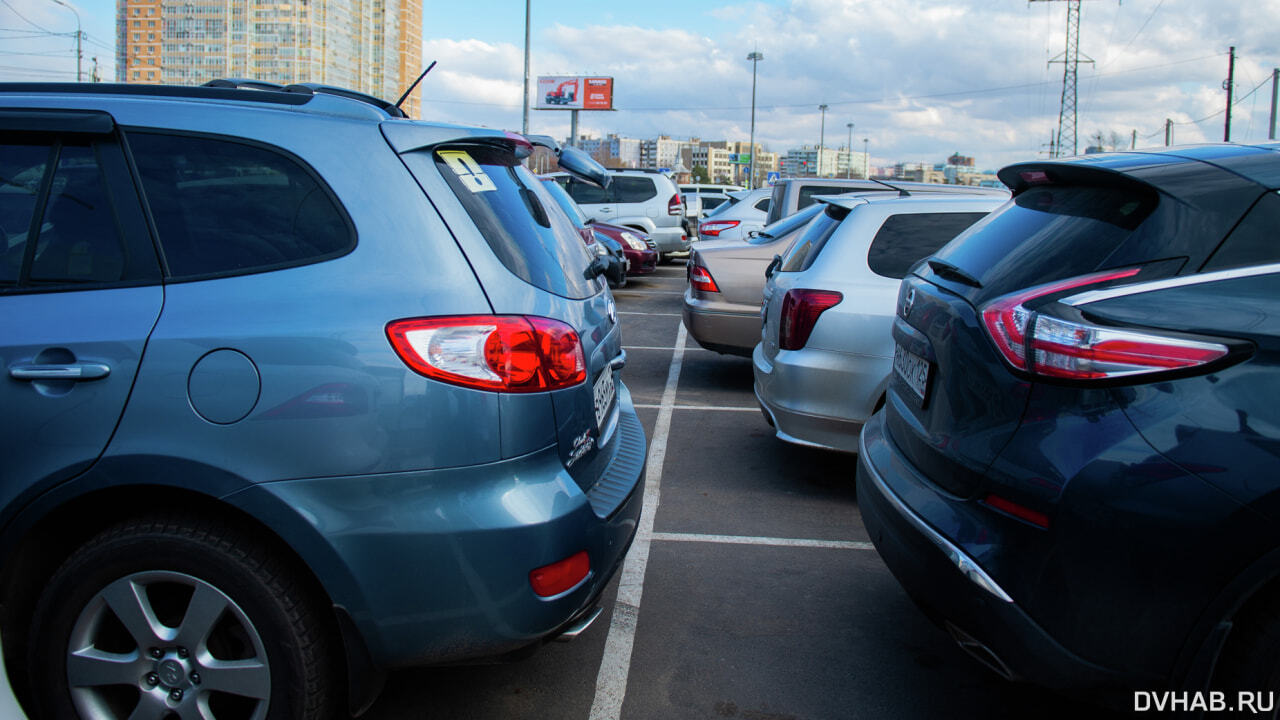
[116, 0, 422, 117]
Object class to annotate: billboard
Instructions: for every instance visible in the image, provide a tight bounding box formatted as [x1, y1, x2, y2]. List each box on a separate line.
[536, 76, 614, 111]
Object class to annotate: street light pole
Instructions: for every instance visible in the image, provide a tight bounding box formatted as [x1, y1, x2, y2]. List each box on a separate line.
[817, 104, 828, 177]
[522, 0, 531, 135]
[845, 122, 853, 178]
[863, 138, 869, 179]
[50, 0, 81, 82]
[747, 51, 763, 190]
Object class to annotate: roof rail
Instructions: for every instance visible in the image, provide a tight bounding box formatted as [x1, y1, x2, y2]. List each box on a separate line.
[203, 78, 287, 92]
[279, 83, 407, 119]
[0, 82, 311, 108]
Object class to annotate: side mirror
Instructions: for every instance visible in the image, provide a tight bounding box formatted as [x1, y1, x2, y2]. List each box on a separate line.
[584, 256, 611, 280]
[559, 146, 612, 190]
[747, 230, 760, 238]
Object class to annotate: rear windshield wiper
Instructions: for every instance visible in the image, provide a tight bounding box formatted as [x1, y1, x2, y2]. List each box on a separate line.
[927, 259, 982, 288]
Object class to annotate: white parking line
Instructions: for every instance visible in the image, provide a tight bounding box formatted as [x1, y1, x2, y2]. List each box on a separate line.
[611, 290, 685, 296]
[623, 345, 710, 352]
[589, 322, 687, 720]
[633, 404, 758, 412]
[652, 532, 875, 551]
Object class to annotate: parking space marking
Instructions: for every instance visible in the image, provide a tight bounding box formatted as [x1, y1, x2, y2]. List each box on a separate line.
[652, 532, 874, 551]
[633, 404, 758, 412]
[624, 345, 711, 352]
[610, 290, 685, 296]
[618, 311, 681, 317]
[589, 322, 688, 720]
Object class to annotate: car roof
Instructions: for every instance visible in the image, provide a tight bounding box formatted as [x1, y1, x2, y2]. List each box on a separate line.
[818, 192, 1006, 213]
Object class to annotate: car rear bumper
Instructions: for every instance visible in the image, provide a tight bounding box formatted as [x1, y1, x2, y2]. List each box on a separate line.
[856, 412, 1127, 691]
[648, 226, 690, 254]
[235, 384, 646, 670]
[682, 294, 759, 357]
[751, 342, 884, 453]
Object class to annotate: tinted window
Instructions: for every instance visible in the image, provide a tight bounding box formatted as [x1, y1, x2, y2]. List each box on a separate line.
[867, 212, 989, 279]
[701, 196, 728, 210]
[612, 176, 657, 203]
[748, 203, 824, 245]
[1, 138, 129, 288]
[130, 132, 353, 279]
[753, 198, 771, 212]
[778, 205, 847, 272]
[798, 185, 864, 211]
[435, 145, 598, 299]
[1203, 191, 1280, 272]
[565, 176, 609, 204]
[540, 178, 589, 226]
[930, 185, 1155, 295]
[767, 182, 786, 223]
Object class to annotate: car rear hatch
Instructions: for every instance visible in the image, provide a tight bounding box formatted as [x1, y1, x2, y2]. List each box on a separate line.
[383, 124, 632, 513]
[886, 151, 1266, 499]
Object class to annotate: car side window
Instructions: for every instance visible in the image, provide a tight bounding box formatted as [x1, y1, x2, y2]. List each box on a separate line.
[612, 176, 657, 203]
[128, 131, 354, 280]
[1202, 191, 1280, 272]
[797, 186, 862, 211]
[867, 212, 989, 279]
[1, 136, 150, 290]
[565, 177, 610, 205]
[754, 198, 771, 212]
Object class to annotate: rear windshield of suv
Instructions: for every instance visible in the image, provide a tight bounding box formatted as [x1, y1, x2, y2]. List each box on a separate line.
[778, 204, 847, 272]
[867, 212, 989, 279]
[747, 203, 824, 246]
[928, 185, 1155, 295]
[434, 145, 598, 299]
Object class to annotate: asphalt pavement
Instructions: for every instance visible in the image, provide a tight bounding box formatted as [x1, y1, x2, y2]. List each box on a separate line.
[363, 263, 1129, 720]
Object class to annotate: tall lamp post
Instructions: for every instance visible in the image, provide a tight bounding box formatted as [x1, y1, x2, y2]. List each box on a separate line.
[845, 122, 854, 178]
[817, 104, 829, 177]
[747, 51, 763, 189]
[50, 0, 81, 82]
[863, 137, 869, 179]
[522, 0, 531, 135]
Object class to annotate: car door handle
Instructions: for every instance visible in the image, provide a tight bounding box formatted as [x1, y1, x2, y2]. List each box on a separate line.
[10, 363, 111, 381]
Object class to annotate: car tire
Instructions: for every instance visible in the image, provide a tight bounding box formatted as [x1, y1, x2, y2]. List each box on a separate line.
[28, 513, 339, 720]
[1216, 586, 1280, 718]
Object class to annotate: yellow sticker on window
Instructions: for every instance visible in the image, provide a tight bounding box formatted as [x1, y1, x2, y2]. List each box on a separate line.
[438, 150, 497, 193]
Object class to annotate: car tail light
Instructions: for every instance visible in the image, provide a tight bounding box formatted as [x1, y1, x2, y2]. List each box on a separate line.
[981, 268, 1230, 380]
[667, 193, 682, 216]
[386, 315, 586, 392]
[778, 289, 842, 351]
[689, 264, 720, 293]
[529, 551, 590, 597]
[699, 220, 740, 237]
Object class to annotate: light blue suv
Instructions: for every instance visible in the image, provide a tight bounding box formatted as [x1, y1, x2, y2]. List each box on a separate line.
[0, 81, 645, 719]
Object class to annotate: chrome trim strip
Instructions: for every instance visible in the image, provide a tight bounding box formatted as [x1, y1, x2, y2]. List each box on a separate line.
[1063, 263, 1280, 306]
[554, 606, 603, 642]
[860, 429, 1014, 603]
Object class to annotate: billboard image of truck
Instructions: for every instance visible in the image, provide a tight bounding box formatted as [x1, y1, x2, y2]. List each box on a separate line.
[536, 76, 614, 111]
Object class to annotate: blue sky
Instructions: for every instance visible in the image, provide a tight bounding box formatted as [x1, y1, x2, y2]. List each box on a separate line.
[4, 0, 1279, 169]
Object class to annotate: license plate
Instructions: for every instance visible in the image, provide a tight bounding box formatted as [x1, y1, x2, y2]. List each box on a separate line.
[593, 368, 616, 429]
[893, 344, 930, 403]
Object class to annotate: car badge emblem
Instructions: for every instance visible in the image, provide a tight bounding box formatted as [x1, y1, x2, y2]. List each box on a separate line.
[901, 286, 916, 318]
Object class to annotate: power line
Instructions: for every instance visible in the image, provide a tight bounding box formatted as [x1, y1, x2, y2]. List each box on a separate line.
[0, 0, 57, 33]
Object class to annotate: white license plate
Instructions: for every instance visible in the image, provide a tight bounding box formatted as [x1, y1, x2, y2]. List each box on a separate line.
[593, 368, 616, 429]
[893, 344, 930, 403]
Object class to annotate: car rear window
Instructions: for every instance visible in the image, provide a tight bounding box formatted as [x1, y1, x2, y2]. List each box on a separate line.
[778, 204, 847, 272]
[867, 212, 989, 279]
[612, 176, 657, 203]
[747, 203, 824, 246]
[701, 196, 728, 210]
[797, 185, 863, 211]
[1202, 191, 1280, 272]
[928, 185, 1155, 295]
[129, 132, 354, 280]
[435, 145, 598, 299]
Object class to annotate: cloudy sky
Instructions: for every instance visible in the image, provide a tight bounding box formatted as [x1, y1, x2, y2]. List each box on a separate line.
[4, 0, 1279, 170]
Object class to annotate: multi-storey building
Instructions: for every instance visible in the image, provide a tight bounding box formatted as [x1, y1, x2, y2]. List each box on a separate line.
[577, 133, 643, 168]
[640, 136, 687, 171]
[116, 0, 422, 117]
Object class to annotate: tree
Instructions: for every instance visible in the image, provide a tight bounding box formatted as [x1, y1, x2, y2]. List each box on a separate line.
[691, 165, 710, 183]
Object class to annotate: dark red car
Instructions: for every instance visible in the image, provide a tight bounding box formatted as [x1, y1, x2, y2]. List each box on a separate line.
[593, 222, 658, 276]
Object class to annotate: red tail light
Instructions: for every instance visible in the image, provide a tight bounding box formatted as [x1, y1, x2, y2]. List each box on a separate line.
[981, 268, 1230, 380]
[529, 550, 590, 597]
[667, 193, 682, 216]
[387, 315, 586, 392]
[689, 264, 720, 293]
[778, 289, 842, 351]
[699, 220, 740, 237]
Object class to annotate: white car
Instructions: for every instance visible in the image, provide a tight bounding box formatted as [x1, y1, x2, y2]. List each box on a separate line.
[753, 192, 1006, 453]
[556, 169, 689, 259]
[696, 188, 771, 242]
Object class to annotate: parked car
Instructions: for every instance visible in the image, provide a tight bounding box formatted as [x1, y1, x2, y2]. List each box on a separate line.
[697, 187, 772, 242]
[595, 223, 659, 278]
[764, 177, 1006, 225]
[683, 202, 827, 356]
[680, 183, 744, 216]
[0, 81, 646, 719]
[556, 168, 688, 261]
[858, 144, 1280, 700]
[539, 176, 627, 287]
[753, 193, 1002, 452]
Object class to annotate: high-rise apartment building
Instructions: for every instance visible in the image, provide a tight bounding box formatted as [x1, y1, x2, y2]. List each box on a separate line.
[116, 0, 423, 117]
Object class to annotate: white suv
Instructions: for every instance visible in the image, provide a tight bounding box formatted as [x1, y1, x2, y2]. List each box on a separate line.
[558, 169, 689, 260]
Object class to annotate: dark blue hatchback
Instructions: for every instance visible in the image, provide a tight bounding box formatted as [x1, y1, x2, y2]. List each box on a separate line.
[859, 143, 1280, 700]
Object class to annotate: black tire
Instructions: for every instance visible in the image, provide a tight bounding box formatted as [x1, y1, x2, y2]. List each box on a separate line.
[1216, 586, 1280, 719]
[28, 513, 338, 720]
